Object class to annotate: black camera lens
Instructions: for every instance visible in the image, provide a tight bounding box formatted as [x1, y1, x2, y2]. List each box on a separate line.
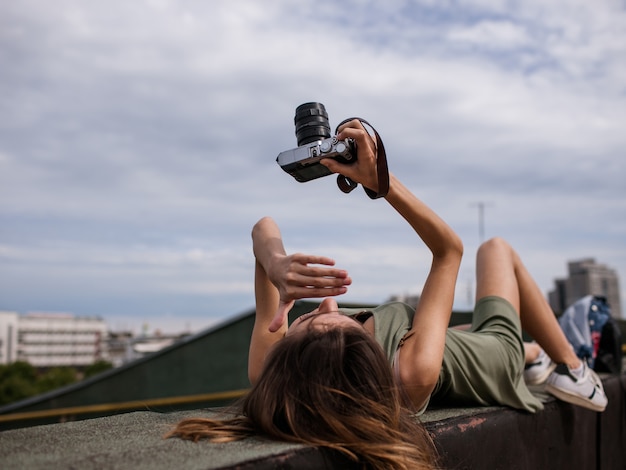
[294, 102, 331, 146]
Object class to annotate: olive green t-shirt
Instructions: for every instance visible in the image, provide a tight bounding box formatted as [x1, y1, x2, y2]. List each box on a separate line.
[341, 297, 543, 413]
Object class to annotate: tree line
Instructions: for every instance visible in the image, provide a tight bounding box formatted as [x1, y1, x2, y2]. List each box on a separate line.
[0, 360, 113, 406]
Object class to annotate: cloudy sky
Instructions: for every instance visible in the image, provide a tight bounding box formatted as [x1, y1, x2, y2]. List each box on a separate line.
[1, 0, 625, 333]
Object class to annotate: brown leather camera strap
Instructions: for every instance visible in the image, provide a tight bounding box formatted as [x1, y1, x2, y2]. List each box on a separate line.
[334, 118, 389, 199]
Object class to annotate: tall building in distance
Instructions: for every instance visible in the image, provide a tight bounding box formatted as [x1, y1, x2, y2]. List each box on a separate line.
[548, 258, 622, 318]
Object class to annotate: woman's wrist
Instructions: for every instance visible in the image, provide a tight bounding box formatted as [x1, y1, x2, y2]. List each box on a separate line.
[263, 252, 285, 285]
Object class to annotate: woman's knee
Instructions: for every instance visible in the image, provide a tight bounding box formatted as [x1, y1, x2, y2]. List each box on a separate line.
[475, 237, 521, 310]
[477, 237, 512, 260]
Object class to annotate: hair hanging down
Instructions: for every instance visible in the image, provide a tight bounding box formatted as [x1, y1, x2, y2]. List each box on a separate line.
[166, 325, 438, 470]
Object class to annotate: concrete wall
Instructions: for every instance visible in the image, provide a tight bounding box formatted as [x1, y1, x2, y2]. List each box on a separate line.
[428, 374, 625, 469]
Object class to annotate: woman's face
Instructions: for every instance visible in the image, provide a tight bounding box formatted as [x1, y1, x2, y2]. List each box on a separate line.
[286, 298, 361, 336]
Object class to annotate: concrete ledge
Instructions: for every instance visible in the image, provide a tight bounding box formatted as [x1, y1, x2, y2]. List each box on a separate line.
[427, 374, 626, 469]
[0, 375, 624, 469]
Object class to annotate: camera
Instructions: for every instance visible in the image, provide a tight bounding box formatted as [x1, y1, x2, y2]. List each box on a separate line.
[276, 102, 356, 183]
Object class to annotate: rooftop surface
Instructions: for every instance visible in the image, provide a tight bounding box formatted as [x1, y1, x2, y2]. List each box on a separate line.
[0, 406, 498, 470]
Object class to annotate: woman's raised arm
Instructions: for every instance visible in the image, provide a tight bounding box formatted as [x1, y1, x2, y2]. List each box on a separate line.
[385, 175, 463, 406]
[248, 217, 351, 384]
[322, 121, 463, 408]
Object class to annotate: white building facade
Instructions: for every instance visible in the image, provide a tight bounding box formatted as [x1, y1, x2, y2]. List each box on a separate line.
[0, 311, 108, 367]
[0, 311, 19, 365]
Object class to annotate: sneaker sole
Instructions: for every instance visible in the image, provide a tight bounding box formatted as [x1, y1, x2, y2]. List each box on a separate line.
[545, 383, 607, 412]
[525, 362, 557, 385]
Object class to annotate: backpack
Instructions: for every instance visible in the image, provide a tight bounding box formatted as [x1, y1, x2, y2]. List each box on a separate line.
[596, 315, 623, 374]
[557, 295, 623, 374]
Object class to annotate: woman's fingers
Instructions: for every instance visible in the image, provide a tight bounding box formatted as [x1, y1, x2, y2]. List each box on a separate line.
[337, 120, 376, 154]
[277, 253, 351, 301]
[320, 120, 379, 191]
[300, 284, 350, 298]
[287, 255, 350, 287]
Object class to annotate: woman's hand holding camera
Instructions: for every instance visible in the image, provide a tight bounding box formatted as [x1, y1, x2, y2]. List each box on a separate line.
[321, 119, 380, 194]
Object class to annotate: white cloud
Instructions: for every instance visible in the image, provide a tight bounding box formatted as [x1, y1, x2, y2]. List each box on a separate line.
[448, 20, 531, 49]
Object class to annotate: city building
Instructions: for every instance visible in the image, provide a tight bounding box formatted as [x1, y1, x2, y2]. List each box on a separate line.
[0, 311, 109, 367]
[0, 311, 19, 365]
[548, 258, 622, 318]
[387, 294, 421, 309]
[107, 330, 189, 367]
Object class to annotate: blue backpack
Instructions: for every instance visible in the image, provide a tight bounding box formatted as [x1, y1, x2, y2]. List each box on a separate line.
[558, 295, 622, 373]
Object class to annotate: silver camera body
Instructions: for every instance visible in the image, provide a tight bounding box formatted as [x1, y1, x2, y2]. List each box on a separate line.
[276, 102, 357, 183]
[276, 136, 355, 183]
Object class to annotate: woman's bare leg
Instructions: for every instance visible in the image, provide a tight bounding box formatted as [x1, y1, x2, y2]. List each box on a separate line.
[475, 237, 580, 368]
[524, 342, 541, 363]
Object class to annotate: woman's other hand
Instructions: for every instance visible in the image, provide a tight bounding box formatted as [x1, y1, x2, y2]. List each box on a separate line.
[266, 253, 351, 332]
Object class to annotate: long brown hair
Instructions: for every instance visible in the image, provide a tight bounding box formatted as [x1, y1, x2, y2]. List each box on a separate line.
[166, 324, 438, 469]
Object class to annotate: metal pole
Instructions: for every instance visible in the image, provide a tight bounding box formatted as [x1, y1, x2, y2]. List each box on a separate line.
[470, 202, 492, 244]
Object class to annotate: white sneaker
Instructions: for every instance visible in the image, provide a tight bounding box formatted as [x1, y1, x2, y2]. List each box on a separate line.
[524, 349, 557, 385]
[545, 362, 608, 412]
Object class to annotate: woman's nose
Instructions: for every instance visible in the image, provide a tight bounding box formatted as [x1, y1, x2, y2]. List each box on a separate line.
[318, 298, 338, 313]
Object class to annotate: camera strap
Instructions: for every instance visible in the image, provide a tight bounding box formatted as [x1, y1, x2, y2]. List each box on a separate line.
[334, 118, 389, 199]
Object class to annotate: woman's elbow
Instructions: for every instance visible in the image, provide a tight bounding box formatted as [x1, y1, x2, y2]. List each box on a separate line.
[449, 232, 464, 258]
[434, 238, 463, 268]
[399, 363, 440, 393]
[247, 364, 260, 387]
[252, 216, 274, 236]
